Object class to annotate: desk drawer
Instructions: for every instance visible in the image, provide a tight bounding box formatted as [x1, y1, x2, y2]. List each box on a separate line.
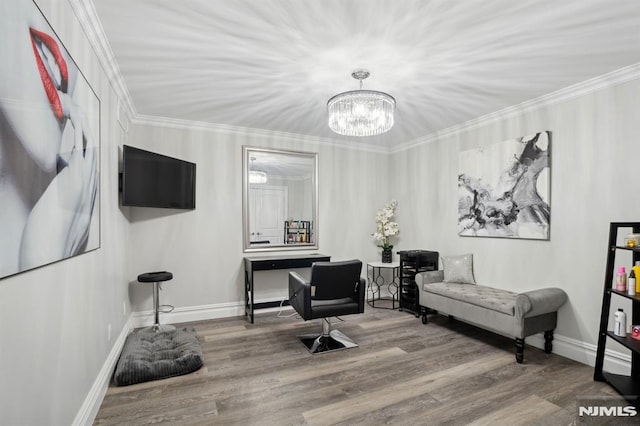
[252, 256, 330, 271]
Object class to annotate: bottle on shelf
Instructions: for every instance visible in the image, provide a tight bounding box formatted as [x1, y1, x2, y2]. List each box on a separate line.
[633, 261, 640, 294]
[614, 309, 627, 337]
[625, 233, 640, 248]
[615, 266, 627, 292]
[629, 269, 637, 296]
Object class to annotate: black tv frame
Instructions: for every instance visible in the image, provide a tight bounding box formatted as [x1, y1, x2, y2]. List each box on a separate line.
[120, 145, 196, 210]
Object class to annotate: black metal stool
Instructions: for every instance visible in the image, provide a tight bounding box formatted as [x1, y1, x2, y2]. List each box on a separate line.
[137, 271, 175, 332]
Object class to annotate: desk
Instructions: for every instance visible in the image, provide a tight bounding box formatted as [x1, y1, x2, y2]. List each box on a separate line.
[366, 261, 400, 309]
[243, 253, 330, 323]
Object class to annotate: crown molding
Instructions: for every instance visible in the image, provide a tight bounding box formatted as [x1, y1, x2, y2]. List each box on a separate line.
[131, 114, 391, 154]
[68, 0, 135, 127]
[391, 63, 640, 154]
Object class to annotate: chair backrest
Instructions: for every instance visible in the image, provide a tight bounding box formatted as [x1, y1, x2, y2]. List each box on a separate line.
[310, 260, 362, 300]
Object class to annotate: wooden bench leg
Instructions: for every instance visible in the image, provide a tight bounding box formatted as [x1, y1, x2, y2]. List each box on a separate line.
[544, 330, 553, 354]
[515, 337, 525, 363]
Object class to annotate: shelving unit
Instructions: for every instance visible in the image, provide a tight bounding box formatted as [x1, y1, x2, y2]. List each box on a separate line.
[284, 220, 312, 244]
[398, 250, 439, 316]
[594, 222, 640, 407]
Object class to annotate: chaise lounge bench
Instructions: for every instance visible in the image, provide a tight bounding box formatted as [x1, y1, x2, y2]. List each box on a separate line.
[416, 255, 568, 363]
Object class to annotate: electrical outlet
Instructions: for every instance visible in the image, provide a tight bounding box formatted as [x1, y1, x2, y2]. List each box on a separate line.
[107, 323, 112, 342]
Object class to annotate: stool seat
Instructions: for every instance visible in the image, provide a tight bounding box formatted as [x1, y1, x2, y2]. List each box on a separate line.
[138, 271, 173, 283]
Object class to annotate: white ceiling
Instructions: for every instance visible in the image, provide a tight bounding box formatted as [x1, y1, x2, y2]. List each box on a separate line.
[92, 0, 640, 150]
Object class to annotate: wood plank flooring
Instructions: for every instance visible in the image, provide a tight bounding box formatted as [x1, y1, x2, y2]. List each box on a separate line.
[94, 308, 616, 425]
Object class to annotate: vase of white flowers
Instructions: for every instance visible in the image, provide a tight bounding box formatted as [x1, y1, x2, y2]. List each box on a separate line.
[372, 199, 399, 263]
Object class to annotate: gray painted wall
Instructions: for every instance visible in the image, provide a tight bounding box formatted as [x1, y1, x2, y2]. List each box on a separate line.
[0, 1, 131, 424]
[124, 124, 391, 314]
[0, 1, 638, 424]
[390, 77, 640, 364]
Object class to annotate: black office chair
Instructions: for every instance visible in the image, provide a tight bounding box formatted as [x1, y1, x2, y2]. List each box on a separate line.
[288, 260, 365, 353]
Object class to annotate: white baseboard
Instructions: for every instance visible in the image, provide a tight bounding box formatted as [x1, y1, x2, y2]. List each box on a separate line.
[73, 316, 134, 426]
[527, 333, 630, 374]
[131, 301, 246, 328]
[131, 298, 296, 328]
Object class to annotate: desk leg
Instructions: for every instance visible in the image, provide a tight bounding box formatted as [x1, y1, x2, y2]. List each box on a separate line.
[244, 268, 255, 324]
[250, 270, 254, 323]
[244, 269, 248, 317]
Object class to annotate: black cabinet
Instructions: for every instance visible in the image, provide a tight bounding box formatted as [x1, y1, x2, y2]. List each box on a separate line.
[398, 250, 439, 316]
[594, 222, 640, 407]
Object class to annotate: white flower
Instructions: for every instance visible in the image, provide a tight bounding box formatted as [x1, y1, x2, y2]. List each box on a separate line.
[372, 200, 399, 249]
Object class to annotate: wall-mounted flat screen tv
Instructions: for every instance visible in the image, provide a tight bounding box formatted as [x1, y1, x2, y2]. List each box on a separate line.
[121, 145, 196, 209]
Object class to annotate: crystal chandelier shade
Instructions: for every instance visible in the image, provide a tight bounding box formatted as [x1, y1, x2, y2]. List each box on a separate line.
[249, 170, 267, 184]
[327, 70, 395, 137]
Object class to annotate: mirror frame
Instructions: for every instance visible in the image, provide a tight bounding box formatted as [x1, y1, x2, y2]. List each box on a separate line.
[242, 146, 319, 252]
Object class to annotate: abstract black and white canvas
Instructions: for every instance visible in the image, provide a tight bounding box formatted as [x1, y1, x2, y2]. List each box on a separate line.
[0, 0, 100, 279]
[458, 131, 551, 240]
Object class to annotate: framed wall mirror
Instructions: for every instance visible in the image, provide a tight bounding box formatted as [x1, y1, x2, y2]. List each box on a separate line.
[243, 146, 318, 252]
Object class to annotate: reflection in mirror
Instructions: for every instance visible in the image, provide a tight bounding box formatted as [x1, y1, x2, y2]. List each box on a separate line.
[243, 147, 318, 252]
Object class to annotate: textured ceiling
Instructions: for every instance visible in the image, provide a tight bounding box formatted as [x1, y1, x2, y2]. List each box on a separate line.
[92, 0, 640, 149]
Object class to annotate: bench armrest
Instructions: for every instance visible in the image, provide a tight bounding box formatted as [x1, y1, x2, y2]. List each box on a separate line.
[515, 288, 568, 319]
[415, 270, 445, 287]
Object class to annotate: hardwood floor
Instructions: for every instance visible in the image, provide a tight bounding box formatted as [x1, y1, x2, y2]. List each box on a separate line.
[95, 307, 616, 425]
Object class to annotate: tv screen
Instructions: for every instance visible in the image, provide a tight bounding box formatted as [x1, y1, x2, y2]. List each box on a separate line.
[121, 145, 196, 209]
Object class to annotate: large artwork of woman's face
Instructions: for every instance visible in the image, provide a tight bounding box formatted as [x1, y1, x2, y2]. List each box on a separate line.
[0, 0, 100, 279]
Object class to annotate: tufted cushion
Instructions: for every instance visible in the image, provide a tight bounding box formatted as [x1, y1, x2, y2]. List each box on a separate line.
[422, 282, 517, 315]
[114, 328, 203, 386]
[442, 254, 476, 285]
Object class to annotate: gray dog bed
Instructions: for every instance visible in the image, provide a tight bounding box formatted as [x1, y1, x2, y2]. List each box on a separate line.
[114, 328, 204, 386]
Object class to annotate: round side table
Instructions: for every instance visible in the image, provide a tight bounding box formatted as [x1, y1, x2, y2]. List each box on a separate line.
[366, 261, 400, 309]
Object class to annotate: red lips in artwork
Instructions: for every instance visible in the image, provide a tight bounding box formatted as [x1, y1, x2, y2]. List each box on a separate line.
[29, 27, 69, 122]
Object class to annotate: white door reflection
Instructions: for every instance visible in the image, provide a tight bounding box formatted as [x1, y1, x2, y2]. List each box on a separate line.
[249, 186, 286, 244]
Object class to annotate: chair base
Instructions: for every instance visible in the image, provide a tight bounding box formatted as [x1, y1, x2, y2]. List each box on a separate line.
[298, 329, 358, 354]
[140, 324, 176, 333]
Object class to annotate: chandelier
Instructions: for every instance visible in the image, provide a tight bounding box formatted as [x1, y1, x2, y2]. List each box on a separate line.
[249, 170, 267, 184]
[327, 70, 395, 137]
[249, 157, 267, 184]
